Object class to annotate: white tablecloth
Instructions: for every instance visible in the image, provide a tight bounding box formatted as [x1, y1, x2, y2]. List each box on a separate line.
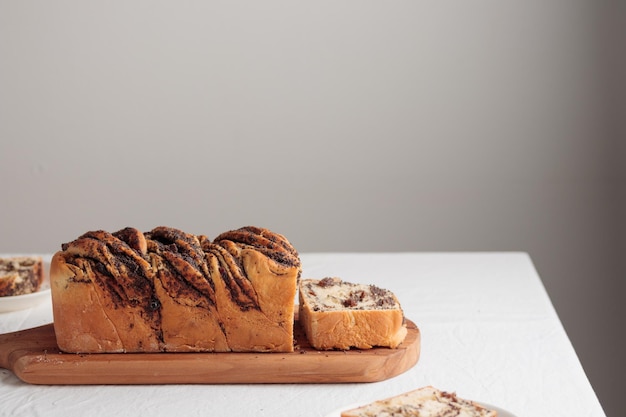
[0, 253, 606, 417]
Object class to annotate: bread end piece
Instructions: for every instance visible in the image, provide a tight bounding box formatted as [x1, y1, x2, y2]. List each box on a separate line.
[298, 277, 407, 350]
[50, 251, 131, 352]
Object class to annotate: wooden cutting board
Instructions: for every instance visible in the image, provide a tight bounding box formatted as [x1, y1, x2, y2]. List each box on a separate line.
[0, 318, 420, 385]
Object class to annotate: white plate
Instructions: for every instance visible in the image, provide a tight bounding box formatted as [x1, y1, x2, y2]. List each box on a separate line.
[0, 281, 51, 313]
[325, 402, 517, 417]
[0, 256, 52, 313]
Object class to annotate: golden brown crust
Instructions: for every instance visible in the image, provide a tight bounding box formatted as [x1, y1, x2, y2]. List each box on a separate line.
[0, 256, 44, 297]
[51, 226, 301, 353]
[51, 253, 134, 352]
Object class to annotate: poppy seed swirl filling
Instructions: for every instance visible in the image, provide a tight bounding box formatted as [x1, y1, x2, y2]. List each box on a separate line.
[60, 226, 301, 313]
[52, 225, 301, 353]
[214, 226, 301, 271]
[144, 227, 218, 309]
[61, 229, 155, 308]
[59, 228, 163, 343]
[203, 241, 260, 311]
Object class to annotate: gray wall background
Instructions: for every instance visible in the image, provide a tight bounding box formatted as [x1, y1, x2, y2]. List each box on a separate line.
[1, 1, 623, 415]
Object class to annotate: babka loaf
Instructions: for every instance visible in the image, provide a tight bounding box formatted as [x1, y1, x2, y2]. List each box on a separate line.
[50, 226, 301, 353]
[0, 256, 44, 297]
[341, 386, 497, 417]
[298, 277, 407, 350]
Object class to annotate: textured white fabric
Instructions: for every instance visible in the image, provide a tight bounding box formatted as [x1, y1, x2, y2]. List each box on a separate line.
[0, 253, 605, 417]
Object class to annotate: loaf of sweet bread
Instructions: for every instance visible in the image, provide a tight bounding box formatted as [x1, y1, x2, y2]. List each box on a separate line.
[341, 386, 497, 417]
[50, 226, 301, 353]
[0, 256, 44, 297]
[298, 277, 407, 350]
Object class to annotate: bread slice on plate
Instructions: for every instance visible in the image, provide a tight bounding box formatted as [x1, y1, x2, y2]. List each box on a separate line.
[298, 277, 407, 350]
[0, 256, 44, 297]
[341, 386, 497, 417]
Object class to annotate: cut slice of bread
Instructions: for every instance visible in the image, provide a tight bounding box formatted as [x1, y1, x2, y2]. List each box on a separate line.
[341, 386, 497, 417]
[0, 256, 44, 297]
[298, 277, 407, 350]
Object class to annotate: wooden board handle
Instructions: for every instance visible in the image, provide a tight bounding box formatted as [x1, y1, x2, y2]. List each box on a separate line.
[0, 324, 58, 371]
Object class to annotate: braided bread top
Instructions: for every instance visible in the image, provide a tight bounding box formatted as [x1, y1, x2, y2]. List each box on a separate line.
[58, 225, 301, 313]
